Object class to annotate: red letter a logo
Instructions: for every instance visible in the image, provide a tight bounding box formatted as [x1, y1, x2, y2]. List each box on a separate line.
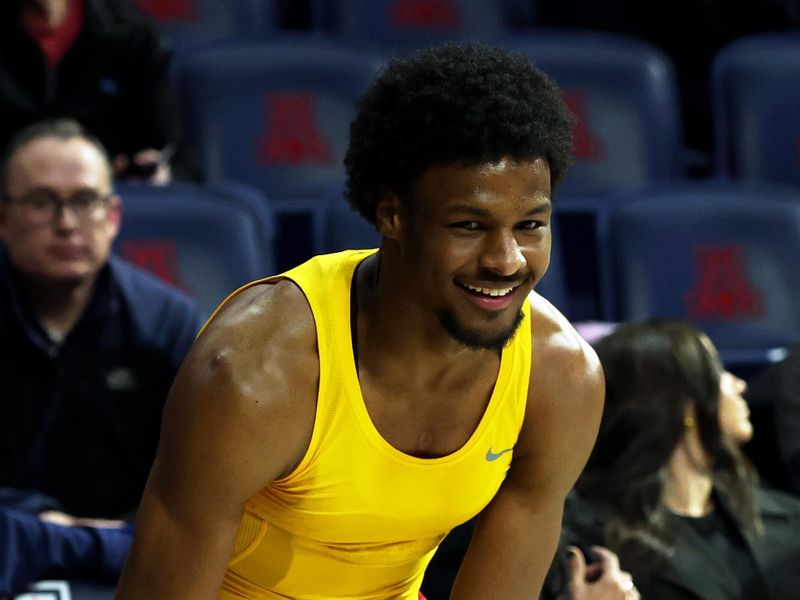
[257, 92, 334, 165]
[685, 245, 763, 320]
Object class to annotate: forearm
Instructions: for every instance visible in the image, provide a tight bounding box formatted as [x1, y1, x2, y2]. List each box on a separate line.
[451, 500, 563, 599]
[115, 495, 238, 600]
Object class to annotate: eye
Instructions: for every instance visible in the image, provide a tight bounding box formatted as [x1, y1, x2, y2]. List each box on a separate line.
[70, 191, 103, 209]
[449, 221, 483, 231]
[517, 220, 547, 231]
[25, 194, 54, 211]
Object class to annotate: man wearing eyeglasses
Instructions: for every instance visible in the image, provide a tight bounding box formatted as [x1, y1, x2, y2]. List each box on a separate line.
[0, 118, 201, 593]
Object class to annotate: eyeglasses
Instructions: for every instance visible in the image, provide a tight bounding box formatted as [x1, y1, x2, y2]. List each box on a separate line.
[2, 190, 113, 225]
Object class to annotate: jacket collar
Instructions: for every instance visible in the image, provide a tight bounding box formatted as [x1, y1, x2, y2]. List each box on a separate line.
[0, 249, 117, 351]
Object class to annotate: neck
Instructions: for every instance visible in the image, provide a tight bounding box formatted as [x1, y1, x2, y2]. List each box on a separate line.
[356, 251, 494, 385]
[19, 271, 98, 338]
[29, 0, 70, 26]
[664, 433, 715, 517]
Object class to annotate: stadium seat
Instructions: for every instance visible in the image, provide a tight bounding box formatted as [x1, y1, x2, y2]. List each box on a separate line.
[608, 181, 800, 370]
[495, 31, 686, 196]
[711, 32, 800, 187]
[315, 0, 534, 52]
[114, 182, 275, 318]
[174, 38, 382, 271]
[130, 0, 273, 46]
[175, 37, 382, 199]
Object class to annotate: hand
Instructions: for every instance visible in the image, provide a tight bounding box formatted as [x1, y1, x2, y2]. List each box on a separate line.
[112, 148, 172, 184]
[39, 510, 127, 529]
[567, 545, 639, 600]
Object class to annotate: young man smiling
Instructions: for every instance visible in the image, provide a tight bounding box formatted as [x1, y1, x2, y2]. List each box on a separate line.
[117, 44, 605, 600]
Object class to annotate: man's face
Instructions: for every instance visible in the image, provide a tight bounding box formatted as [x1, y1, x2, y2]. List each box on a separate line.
[0, 136, 121, 285]
[392, 157, 552, 350]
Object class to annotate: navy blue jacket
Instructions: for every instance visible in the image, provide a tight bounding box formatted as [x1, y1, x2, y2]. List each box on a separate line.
[0, 252, 202, 519]
[0, 503, 132, 597]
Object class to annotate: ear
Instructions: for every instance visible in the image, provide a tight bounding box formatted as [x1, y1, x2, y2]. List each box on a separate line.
[375, 192, 404, 240]
[106, 194, 122, 239]
[682, 403, 698, 429]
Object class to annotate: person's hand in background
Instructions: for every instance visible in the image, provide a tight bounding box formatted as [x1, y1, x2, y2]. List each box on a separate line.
[566, 545, 639, 600]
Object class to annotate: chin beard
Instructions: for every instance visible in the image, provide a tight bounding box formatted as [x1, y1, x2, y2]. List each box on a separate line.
[437, 307, 525, 351]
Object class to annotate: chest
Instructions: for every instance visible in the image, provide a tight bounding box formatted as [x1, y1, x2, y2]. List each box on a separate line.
[358, 364, 498, 459]
[254, 357, 525, 545]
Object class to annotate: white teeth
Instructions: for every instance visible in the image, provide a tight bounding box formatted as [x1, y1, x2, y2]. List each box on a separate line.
[464, 284, 514, 297]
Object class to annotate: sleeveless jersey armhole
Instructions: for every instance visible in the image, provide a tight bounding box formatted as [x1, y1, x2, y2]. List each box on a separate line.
[269, 274, 328, 484]
[198, 274, 327, 484]
[517, 299, 533, 427]
[196, 277, 277, 338]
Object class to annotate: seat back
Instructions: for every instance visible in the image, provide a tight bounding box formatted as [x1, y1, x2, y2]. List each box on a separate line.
[609, 181, 800, 367]
[114, 182, 275, 318]
[318, 0, 515, 52]
[176, 38, 382, 199]
[320, 189, 381, 253]
[712, 33, 800, 187]
[496, 31, 685, 196]
[131, 0, 273, 45]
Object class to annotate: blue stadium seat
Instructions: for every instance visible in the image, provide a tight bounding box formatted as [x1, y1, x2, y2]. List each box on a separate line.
[315, 0, 534, 53]
[608, 181, 800, 370]
[114, 182, 275, 318]
[495, 31, 686, 196]
[175, 37, 382, 199]
[551, 194, 618, 322]
[130, 0, 273, 47]
[320, 187, 571, 317]
[711, 32, 800, 187]
[319, 188, 380, 253]
[174, 38, 382, 271]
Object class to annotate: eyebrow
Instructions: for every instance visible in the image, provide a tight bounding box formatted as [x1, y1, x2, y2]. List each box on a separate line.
[24, 186, 105, 197]
[445, 201, 552, 217]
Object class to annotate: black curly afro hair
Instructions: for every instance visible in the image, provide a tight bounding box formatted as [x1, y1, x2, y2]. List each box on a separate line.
[344, 43, 573, 225]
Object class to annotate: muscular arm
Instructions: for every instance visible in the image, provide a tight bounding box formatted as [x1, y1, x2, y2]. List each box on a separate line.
[451, 294, 605, 599]
[115, 281, 318, 599]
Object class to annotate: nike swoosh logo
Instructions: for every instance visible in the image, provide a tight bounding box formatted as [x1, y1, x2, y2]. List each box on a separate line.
[486, 447, 514, 462]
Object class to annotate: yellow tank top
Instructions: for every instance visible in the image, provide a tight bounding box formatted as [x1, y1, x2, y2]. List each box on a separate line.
[219, 250, 531, 600]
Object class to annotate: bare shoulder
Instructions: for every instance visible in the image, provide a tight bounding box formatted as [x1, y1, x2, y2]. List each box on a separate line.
[526, 290, 603, 402]
[503, 291, 604, 495]
[161, 278, 319, 490]
[195, 278, 318, 389]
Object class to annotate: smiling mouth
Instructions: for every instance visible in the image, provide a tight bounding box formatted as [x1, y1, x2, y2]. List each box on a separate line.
[458, 282, 518, 297]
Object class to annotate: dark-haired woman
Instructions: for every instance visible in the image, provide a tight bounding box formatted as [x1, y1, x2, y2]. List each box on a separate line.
[566, 320, 800, 599]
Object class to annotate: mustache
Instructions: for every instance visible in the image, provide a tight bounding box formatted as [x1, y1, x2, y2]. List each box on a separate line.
[471, 269, 531, 284]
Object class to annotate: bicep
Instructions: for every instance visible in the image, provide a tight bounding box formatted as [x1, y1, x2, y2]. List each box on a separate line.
[117, 363, 259, 598]
[118, 284, 318, 598]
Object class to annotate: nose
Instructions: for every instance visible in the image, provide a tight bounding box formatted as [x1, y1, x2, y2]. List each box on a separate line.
[727, 371, 748, 394]
[737, 375, 748, 394]
[53, 202, 80, 229]
[480, 230, 526, 277]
